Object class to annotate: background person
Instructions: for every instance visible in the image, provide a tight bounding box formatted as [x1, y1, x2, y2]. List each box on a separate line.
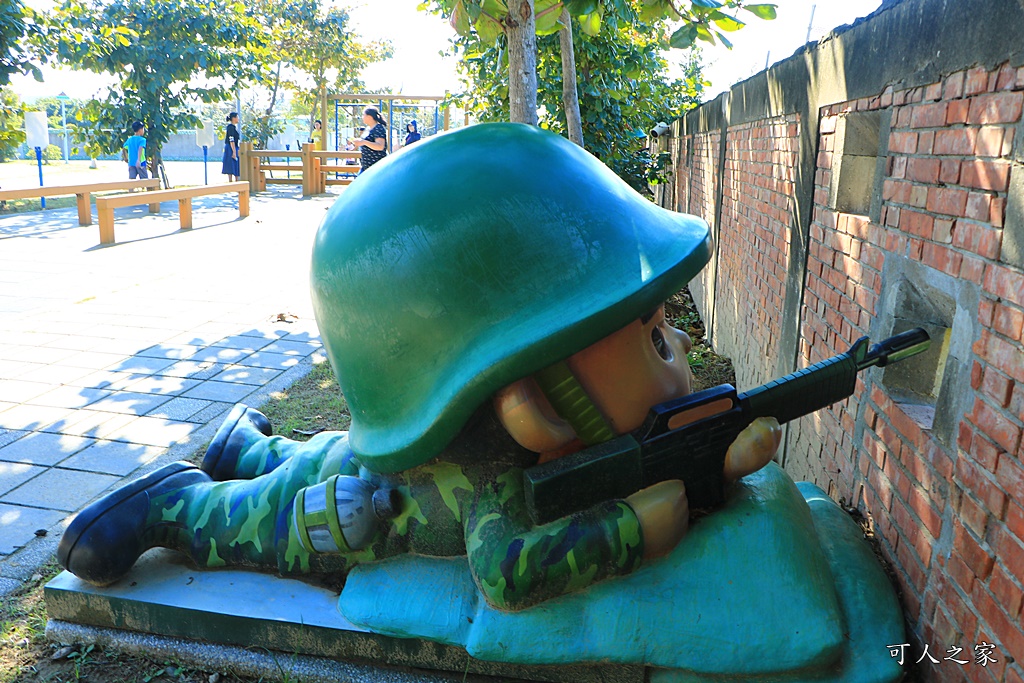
[404, 120, 421, 147]
[123, 121, 147, 180]
[221, 112, 240, 181]
[349, 107, 387, 172]
[310, 119, 323, 148]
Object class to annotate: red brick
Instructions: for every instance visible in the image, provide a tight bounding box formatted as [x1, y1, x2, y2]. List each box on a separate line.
[947, 99, 971, 124]
[902, 158, 937, 185]
[1012, 386, 1024, 430]
[952, 223, 1002, 259]
[939, 577, 981, 644]
[961, 255, 986, 283]
[973, 432, 1002, 473]
[943, 71, 966, 100]
[956, 456, 1007, 518]
[926, 187, 969, 216]
[883, 179, 912, 203]
[972, 558, 1024, 660]
[966, 67, 989, 96]
[921, 242, 963, 275]
[996, 455, 1024, 506]
[908, 484, 943, 538]
[953, 519, 994, 580]
[997, 63, 1018, 90]
[959, 490, 989, 538]
[935, 128, 977, 155]
[989, 564, 1023, 620]
[980, 298, 996, 328]
[975, 328, 1024, 381]
[968, 92, 1024, 124]
[973, 398, 1022, 454]
[995, 524, 1024, 573]
[910, 185, 928, 208]
[961, 160, 1012, 191]
[993, 303, 1024, 341]
[889, 131, 918, 154]
[934, 219, 954, 243]
[940, 159, 961, 183]
[942, 548, 974, 593]
[899, 209, 934, 239]
[1003, 128, 1016, 156]
[990, 196, 1006, 227]
[918, 131, 935, 155]
[975, 126, 1005, 157]
[980, 369, 1014, 409]
[911, 102, 948, 128]
[890, 155, 907, 179]
[966, 192, 993, 221]
[1007, 502, 1024, 540]
[983, 264, 1024, 308]
[971, 362, 985, 390]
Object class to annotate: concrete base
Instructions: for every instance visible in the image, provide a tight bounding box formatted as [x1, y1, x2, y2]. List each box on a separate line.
[44, 550, 641, 683]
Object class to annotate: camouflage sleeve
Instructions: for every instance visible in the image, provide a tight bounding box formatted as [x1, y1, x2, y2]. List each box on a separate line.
[464, 469, 644, 611]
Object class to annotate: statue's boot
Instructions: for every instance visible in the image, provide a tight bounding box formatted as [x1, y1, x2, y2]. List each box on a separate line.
[58, 462, 213, 585]
[202, 404, 355, 484]
[201, 403, 273, 480]
[61, 437, 375, 585]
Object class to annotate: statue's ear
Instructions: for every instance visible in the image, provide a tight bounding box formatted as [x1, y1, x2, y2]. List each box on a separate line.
[493, 377, 575, 454]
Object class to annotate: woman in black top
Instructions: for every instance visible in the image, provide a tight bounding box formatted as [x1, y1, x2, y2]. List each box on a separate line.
[221, 112, 240, 181]
[350, 107, 387, 172]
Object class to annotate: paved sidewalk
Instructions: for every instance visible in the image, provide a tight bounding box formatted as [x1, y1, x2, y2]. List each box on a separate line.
[0, 187, 342, 594]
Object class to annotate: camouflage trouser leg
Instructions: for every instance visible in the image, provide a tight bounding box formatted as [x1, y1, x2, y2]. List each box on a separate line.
[233, 431, 351, 479]
[151, 433, 359, 575]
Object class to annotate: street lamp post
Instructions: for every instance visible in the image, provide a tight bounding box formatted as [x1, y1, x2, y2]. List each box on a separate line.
[56, 92, 71, 164]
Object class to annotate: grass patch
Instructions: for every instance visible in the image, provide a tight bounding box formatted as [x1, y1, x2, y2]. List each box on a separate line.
[664, 287, 736, 391]
[0, 195, 80, 215]
[258, 359, 350, 438]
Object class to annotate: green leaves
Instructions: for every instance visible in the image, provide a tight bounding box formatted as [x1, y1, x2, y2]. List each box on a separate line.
[535, 0, 565, 35]
[669, 23, 698, 49]
[743, 3, 777, 20]
[709, 10, 743, 30]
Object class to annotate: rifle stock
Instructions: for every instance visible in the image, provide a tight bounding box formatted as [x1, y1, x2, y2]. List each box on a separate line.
[524, 328, 930, 526]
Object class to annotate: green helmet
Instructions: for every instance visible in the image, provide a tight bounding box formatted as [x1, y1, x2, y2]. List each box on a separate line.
[310, 123, 711, 473]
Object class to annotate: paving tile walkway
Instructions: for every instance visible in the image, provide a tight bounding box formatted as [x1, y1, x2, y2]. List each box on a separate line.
[0, 188, 341, 594]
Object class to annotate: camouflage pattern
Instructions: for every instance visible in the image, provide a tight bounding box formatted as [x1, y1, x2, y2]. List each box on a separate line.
[150, 420, 644, 611]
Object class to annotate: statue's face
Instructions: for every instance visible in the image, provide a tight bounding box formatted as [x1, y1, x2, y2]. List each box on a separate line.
[495, 305, 693, 455]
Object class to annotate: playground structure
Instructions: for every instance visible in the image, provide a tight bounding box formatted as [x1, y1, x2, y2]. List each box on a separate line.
[239, 90, 470, 197]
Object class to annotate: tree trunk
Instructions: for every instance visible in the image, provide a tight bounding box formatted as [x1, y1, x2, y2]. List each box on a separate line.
[558, 9, 583, 147]
[505, 0, 537, 125]
[260, 59, 283, 148]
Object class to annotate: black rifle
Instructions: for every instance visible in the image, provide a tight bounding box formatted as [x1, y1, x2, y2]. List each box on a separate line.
[523, 328, 930, 526]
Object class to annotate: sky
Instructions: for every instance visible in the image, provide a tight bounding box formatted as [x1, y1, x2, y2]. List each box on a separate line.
[11, 0, 885, 104]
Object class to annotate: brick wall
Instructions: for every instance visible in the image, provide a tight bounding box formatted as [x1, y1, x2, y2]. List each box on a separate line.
[714, 116, 799, 387]
[675, 129, 721, 320]
[666, 9, 1024, 680]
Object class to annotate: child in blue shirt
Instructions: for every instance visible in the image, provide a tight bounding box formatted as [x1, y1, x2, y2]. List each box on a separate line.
[123, 121, 147, 179]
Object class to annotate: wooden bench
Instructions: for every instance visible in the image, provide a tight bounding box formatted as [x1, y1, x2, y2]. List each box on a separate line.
[0, 179, 162, 226]
[94, 182, 250, 245]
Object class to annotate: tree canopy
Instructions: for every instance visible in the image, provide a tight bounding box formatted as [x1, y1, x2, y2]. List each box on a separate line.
[454, 11, 707, 192]
[423, 0, 774, 187]
[1, 0, 41, 87]
[42, 0, 269, 165]
[271, 1, 393, 141]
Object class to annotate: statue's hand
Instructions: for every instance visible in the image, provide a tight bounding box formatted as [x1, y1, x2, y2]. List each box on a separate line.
[626, 480, 688, 560]
[723, 416, 782, 483]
